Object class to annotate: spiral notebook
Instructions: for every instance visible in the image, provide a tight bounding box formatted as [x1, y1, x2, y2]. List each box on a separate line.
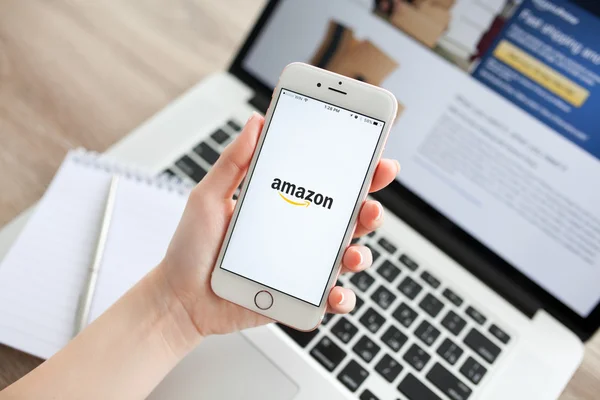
[0, 150, 192, 359]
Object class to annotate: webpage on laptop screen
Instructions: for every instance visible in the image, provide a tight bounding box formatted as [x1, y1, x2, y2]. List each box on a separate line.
[243, 0, 600, 317]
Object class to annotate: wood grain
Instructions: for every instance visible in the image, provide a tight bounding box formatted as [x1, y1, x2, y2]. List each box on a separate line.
[0, 1, 598, 398]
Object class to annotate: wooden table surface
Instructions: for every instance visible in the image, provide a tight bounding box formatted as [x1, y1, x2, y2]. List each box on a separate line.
[0, 1, 598, 398]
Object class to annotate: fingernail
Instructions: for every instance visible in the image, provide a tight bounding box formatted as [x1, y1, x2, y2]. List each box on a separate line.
[338, 292, 345, 305]
[246, 112, 257, 123]
[356, 249, 364, 266]
[375, 203, 383, 221]
[394, 160, 401, 174]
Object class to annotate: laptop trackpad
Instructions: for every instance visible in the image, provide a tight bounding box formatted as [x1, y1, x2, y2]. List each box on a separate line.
[148, 332, 299, 400]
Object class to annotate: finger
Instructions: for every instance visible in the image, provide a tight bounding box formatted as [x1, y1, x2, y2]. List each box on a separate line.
[369, 159, 400, 193]
[340, 245, 372, 274]
[201, 113, 264, 198]
[326, 286, 356, 314]
[353, 200, 384, 238]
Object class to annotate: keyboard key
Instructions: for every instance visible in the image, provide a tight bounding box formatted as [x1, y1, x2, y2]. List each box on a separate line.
[392, 303, 418, 328]
[419, 293, 444, 317]
[376, 260, 401, 283]
[415, 320, 441, 347]
[337, 360, 369, 392]
[350, 295, 365, 316]
[359, 307, 386, 333]
[162, 168, 176, 177]
[464, 328, 501, 364]
[427, 363, 472, 400]
[353, 335, 381, 363]
[367, 230, 376, 237]
[350, 271, 375, 292]
[398, 373, 441, 400]
[420, 270, 440, 289]
[489, 324, 511, 344]
[399, 254, 419, 271]
[175, 155, 207, 182]
[437, 338, 464, 365]
[365, 244, 380, 263]
[227, 119, 242, 131]
[377, 237, 397, 254]
[331, 317, 359, 344]
[442, 288, 463, 306]
[397, 276, 422, 300]
[370, 285, 396, 310]
[210, 128, 230, 144]
[310, 336, 346, 371]
[375, 353, 403, 382]
[322, 313, 334, 326]
[193, 142, 220, 165]
[381, 325, 408, 352]
[403, 343, 431, 371]
[277, 324, 319, 348]
[360, 389, 380, 400]
[466, 306, 487, 325]
[441, 310, 467, 336]
[460, 356, 487, 385]
[351, 237, 360, 244]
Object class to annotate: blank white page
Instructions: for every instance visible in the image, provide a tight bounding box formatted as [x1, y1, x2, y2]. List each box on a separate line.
[0, 150, 189, 359]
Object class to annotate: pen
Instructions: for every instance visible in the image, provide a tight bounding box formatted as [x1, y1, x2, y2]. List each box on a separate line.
[73, 175, 119, 336]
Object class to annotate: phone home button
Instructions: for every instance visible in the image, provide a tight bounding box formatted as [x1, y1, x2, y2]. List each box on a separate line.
[254, 290, 273, 310]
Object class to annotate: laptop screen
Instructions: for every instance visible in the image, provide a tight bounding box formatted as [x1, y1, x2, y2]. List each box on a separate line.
[240, 0, 600, 318]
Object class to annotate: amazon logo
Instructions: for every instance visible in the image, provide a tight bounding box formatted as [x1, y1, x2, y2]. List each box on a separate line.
[271, 178, 333, 209]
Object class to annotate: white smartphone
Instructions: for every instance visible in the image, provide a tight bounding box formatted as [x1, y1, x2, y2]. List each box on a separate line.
[211, 63, 397, 331]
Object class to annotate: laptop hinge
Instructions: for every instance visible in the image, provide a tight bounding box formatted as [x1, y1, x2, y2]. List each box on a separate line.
[248, 92, 271, 114]
[374, 188, 540, 319]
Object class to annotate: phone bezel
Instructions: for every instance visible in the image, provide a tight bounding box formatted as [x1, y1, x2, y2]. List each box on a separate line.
[211, 63, 397, 330]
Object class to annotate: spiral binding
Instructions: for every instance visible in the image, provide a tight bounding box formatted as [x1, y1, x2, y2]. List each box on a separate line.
[68, 148, 193, 196]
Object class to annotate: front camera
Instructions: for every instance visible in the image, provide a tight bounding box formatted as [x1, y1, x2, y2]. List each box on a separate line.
[317, 83, 321, 87]
[339, 81, 342, 85]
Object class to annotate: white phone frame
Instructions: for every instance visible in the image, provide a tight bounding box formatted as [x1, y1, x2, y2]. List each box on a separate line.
[211, 63, 397, 330]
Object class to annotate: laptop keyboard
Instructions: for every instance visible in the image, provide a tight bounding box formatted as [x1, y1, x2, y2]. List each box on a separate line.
[163, 116, 513, 400]
[284, 233, 512, 400]
[163, 118, 241, 194]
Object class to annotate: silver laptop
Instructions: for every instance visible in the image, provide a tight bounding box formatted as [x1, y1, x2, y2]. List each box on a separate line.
[2, 0, 598, 399]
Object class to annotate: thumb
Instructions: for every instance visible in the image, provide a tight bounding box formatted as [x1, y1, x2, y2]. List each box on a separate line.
[201, 113, 264, 198]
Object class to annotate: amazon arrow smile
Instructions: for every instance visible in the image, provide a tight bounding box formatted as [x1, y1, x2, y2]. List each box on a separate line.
[271, 178, 334, 209]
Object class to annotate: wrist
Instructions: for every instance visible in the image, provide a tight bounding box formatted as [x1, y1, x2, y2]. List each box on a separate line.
[145, 264, 204, 358]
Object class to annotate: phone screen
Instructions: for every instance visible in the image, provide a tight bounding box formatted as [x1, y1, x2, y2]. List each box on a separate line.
[220, 89, 385, 306]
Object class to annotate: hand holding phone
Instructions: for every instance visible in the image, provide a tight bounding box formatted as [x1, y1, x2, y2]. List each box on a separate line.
[159, 112, 397, 337]
[211, 63, 398, 331]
